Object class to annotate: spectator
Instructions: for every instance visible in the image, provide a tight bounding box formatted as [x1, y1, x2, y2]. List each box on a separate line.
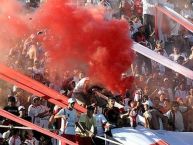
[93, 104, 109, 145]
[154, 40, 168, 57]
[24, 130, 39, 145]
[135, 75, 146, 89]
[103, 97, 121, 127]
[160, 99, 171, 114]
[180, 2, 193, 20]
[99, 0, 113, 20]
[28, 97, 41, 126]
[152, 48, 166, 75]
[108, 0, 121, 18]
[54, 98, 78, 144]
[133, 25, 152, 74]
[172, 73, 186, 91]
[18, 106, 31, 122]
[2, 96, 20, 130]
[129, 21, 137, 38]
[134, 0, 143, 18]
[186, 88, 193, 108]
[160, 78, 174, 101]
[152, 97, 162, 111]
[169, 46, 187, 62]
[165, 101, 184, 131]
[175, 83, 188, 101]
[73, 77, 90, 106]
[28, 60, 44, 77]
[146, 71, 161, 94]
[48, 105, 62, 130]
[128, 101, 138, 128]
[158, 92, 167, 106]
[39, 99, 50, 129]
[85, 0, 100, 6]
[143, 100, 167, 130]
[133, 88, 143, 102]
[8, 129, 21, 145]
[132, 15, 143, 32]
[120, 0, 133, 18]
[77, 105, 96, 145]
[3, 96, 19, 117]
[187, 46, 193, 63]
[28, 97, 49, 126]
[26, 0, 40, 8]
[142, 0, 158, 38]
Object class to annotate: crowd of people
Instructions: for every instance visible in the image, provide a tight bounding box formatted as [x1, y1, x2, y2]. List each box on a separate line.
[0, 0, 193, 145]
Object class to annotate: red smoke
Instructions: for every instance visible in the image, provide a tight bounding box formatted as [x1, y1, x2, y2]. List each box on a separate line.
[0, 0, 29, 51]
[0, 0, 134, 93]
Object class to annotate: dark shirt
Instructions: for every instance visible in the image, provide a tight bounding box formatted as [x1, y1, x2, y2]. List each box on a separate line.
[2, 106, 19, 127]
[3, 106, 19, 116]
[132, 31, 148, 44]
[103, 106, 120, 125]
[22, 116, 32, 122]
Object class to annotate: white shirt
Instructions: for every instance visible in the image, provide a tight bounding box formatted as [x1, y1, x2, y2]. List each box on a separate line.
[28, 104, 41, 126]
[133, 21, 143, 30]
[31, 67, 44, 75]
[163, 1, 174, 9]
[123, 98, 130, 110]
[181, 9, 193, 19]
[57, 108, 78, 135]
[24, 137, 39, 145]
[85, 0, 100, 6]
[73, 76, 80, 85]
[175, 90, 188, 101]
[142, 0, 158, 15]
[8, 136, 21, 145]
[108, 0, 121, 14]
[169, 53, 187, 62]
[165, 110, 184, 132]
[73, 77, 89, 93]
[94, 113, 107, 136]
[39, 105, 50, 119]
[166, 88, 174, 101]
[39, 105, 50, 128]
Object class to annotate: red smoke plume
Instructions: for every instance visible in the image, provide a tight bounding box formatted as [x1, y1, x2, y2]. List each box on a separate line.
[0, 0, 29, 51]
[0, 0, 134, 93]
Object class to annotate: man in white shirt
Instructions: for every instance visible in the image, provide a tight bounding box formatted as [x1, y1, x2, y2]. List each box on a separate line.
[175, 83, 188, 101]
[24, 130, 39, 145]
[108, 0, 121, 18]
[169, 46, 187, 62]
[180, 3, 193, 20]
[93, 105, 110, 145]
[54, 98, 78, 145]
[39, 99, 50, 129]
[73, 77, 90, 105]
[165, 101, 184, 131]
[142, 0, 159, 37]
[28, 97, 41, 126]
[8, 129, 21, 145]
[28, 97, 49, 126]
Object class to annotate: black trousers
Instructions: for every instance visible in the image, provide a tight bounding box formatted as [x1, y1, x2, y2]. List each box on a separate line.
[143, 14, 155, 38]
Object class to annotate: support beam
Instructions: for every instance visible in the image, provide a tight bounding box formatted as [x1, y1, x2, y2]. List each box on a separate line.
[0, 63, 86, 113]
[0, 109, 78, 145]
[156, 5, 193, 33]
[132, 42, 193, 80]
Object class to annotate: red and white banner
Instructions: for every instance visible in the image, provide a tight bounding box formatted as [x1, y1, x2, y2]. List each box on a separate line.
[112, 126, 193, 145]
